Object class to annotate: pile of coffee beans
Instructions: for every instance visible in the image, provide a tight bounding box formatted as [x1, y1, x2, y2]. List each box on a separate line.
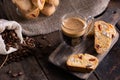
[0, 30, 36, 64]
[1, 30, 20, 51]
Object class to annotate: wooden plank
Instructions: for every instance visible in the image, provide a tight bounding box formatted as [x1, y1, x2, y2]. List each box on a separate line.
[0, 56, 48, 80]
[108, 0, 120, 8]
[36, 58, 79, 80]
[35, 56, 98, 80]
[116, 21, 120, 30]
[33, 31, 89, 80]
[95, 33, 120, 80]
[33, 31, 62, 56]
[87, 73, 98, 80]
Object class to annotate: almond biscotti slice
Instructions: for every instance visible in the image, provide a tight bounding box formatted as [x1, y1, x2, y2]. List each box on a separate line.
[94, 21, 116, 54]
[66, 53, 99, 73]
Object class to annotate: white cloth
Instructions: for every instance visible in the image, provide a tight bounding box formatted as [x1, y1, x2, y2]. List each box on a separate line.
[0, 19, 23, 55]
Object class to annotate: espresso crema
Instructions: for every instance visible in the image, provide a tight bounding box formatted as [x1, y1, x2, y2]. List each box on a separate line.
[62, 17, 86, 38]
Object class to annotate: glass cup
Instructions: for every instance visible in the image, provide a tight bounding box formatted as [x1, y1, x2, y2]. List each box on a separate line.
[61, 12, 94, 46]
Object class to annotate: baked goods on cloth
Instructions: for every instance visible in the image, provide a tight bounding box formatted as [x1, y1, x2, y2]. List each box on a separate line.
[12, 0, 59, 19]
[0, 19, 23, 55]
[94, 21, 116, 54]
[66, 53, 99, 73]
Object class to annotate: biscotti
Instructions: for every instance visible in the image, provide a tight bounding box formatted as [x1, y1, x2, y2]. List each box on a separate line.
[23, 7, 40, 19]
[45, 0, 59, 7]
[41, 3, 56, 16]
[31, 0, 45, 10]
[66, 53, 99, 73]
[94, 21, 116, 54]
[12, 0, 59, 19]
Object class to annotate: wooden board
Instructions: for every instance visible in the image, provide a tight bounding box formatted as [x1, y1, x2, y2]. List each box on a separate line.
[48, 30, 119, 80]
[48, 8, 120, 80]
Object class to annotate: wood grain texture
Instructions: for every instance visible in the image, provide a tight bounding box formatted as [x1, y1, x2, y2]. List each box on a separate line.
[95, 31, 120, 80]
[96, 8, 120, 25]
[0, 56, 48, 80]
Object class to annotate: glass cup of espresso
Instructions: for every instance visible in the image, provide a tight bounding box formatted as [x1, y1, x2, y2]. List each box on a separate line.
[61, 12, 94, 46]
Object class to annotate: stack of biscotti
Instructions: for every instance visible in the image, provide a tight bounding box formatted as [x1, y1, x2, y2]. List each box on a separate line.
[94, 21, 116, 54]
[66, 53, 99, 73]
[12, 0, 59, 19]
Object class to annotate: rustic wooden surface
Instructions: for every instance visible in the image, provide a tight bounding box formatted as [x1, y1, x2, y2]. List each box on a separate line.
[0, 0, 120, 80]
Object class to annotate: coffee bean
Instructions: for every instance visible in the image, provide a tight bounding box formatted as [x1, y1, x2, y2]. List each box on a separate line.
[18, 72, 23, 76]
[39, 45, 43, 48]
[42, 36, 47, 39]
[48, 44, 52, 47]
[7, 70, 12, 74]
[12, 73, 18, 77]
[1, 30, 20, 51]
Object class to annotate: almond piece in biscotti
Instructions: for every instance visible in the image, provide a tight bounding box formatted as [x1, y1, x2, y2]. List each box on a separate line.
[31, 0, 45, 10]
[41, 3, 56, 16]
[45, 0, 59, 7]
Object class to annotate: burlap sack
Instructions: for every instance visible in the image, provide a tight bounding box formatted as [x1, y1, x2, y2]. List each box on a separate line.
[0, 19, 23, 55]
[0, 0, 110, 36]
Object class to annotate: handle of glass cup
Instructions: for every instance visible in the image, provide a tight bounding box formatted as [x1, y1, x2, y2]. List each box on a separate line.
[83, 16, 94, 40]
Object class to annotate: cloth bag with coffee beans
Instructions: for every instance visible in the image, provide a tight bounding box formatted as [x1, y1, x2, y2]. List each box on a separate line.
[0, 19, 23, 55]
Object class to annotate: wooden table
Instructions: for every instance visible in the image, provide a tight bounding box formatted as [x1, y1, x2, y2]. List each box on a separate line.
[0, 0, 120, 80]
